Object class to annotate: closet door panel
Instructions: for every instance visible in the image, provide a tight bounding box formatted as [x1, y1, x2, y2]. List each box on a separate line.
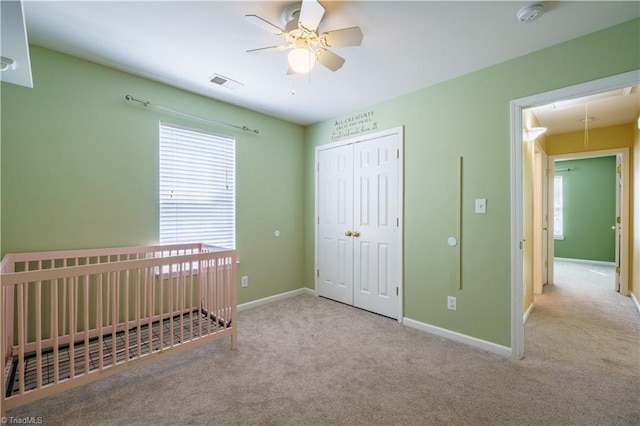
[353, 135, 400, 318]
[317, 145, 354, 305]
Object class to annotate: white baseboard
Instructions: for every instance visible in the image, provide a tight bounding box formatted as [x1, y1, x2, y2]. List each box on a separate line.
[631, 292, 640, 316]
[238, 287, 315, 312]
[403, 317, 512, 357]
[554, 257, 615, 267]
[523, 303, 535, 324]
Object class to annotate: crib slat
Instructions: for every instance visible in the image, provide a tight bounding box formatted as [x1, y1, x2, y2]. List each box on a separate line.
[84, 275, 90, 376]
[49, 270, 54, 347]
[148, 266, 154, 353]
[24, 282, 29, 354]
[35, 280, 42, 389]
[228, 257, 232, 327]
[195, 257, 200, 332]
[222, 258, 227, 329]
[219, 259, 225, 330]
[135, 268, 141, 359]
[124, 267, 130, 361]
[159, 263, 164, 351]
[62, 259, 67, 336]
[202, 260, 208, 337]
[111, 271, 117, 366]
[179, 262, 184, 344]
[188, 261, 194, 343]
[53, 278, 60, 383]
[168, 259, 174, 348]
[211, 259, 216, 334]
[18, 283, 25, 394]
[218, 258, 223, 331]
[69, 276, 76, 379]
[221, 258, 226, 330]
[106, 268, 111, 328]
[209, 259, 215, 334]
[211, 258, 216, 334]
[97, 273, 104, 371]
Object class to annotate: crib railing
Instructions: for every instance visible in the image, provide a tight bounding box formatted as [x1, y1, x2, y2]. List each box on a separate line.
[1, 243, 237, 411]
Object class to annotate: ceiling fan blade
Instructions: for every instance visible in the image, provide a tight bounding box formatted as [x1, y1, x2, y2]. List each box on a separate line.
[247, 45, 287, 54]
[298, 0, 325, 32]
[321, 26, 364, 48]
[245, 14, 284, 35]
[316, 49, 345, 72]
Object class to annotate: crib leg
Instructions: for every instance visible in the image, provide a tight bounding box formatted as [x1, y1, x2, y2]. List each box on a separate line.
[231, 329, 238, 350]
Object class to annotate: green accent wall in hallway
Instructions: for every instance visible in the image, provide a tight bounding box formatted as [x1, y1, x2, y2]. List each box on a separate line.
[554, 156, 616, 262]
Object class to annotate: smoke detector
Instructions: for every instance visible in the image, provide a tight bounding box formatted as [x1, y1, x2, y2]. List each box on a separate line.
[517, 3, 545, 23]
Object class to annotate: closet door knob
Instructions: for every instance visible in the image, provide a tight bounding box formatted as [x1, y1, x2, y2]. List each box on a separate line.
[345, 231, 353, 237]
[353, 231, 360, 238]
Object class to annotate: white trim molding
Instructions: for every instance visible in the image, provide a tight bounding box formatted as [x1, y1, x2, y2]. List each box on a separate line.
[631, 293, 640, 316]
[523, 303, 535, 324]
[554, 257, 615, 267]
[238, 287, 315, 312]
[403, 317, 511, 357]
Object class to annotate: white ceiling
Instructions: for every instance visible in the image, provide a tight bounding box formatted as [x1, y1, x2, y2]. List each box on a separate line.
[531, 86, 640, 135]
[19, 1, 640, 127]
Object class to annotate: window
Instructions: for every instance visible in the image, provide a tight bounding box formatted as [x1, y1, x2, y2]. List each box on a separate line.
[553, 175, 564, 240]
[159, 122, 235, 249]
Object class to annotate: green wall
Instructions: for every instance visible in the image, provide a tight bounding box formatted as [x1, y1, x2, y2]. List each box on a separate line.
[305, 19, 639, 347]
[554, 157, 616, 262]
[2, 18, 639, 350]
[1, 46, 306, 305]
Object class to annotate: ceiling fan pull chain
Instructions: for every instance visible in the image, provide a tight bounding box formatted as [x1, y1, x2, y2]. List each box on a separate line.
[583, 103, 589, 149]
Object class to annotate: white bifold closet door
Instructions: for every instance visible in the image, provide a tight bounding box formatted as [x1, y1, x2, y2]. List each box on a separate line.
[317, 132, 401, 319]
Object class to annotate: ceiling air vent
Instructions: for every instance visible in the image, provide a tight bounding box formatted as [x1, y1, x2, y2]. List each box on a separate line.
[209, 74, 243, 90]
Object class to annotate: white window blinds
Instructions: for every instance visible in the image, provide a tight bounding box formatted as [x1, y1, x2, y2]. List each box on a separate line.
[159, 122, 236, 249]
[553, 175, 563, 237]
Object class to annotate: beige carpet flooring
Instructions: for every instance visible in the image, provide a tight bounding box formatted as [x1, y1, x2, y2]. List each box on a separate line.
[5, 260, 640, 425]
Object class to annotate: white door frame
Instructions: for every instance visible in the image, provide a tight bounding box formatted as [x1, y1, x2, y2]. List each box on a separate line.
[533, 141, 548, 295]
[314, 126, 405, 322]
[510, 70, 639, 360]
[547, 148, 629, 290]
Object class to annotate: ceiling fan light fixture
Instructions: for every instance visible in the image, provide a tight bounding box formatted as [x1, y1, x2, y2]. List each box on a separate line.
[288, 48, 316, 73]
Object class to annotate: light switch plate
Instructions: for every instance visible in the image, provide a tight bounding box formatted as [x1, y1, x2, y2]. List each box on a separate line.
[475, 198, 487, 214]
[447, 296, 457, 311]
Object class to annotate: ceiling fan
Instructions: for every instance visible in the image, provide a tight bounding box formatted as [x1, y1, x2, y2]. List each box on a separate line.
[245, 0, 363, 74]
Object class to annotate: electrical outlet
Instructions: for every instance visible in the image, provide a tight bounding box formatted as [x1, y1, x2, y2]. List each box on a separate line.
[241, 276, 249, 288]
[447, 296, 457, 311]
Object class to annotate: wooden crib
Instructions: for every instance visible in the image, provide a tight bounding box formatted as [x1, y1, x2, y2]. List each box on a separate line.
[0, 243, 237, 413]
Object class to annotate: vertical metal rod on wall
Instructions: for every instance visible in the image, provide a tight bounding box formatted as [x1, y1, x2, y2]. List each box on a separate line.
[457, 156, 463, 290]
